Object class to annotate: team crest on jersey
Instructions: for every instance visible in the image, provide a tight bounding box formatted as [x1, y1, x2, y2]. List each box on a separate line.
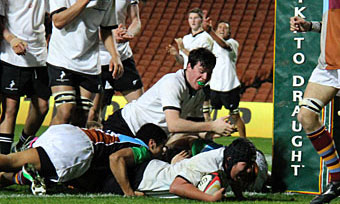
[5, 80, 18, 91]
[56, 71, 69, 82]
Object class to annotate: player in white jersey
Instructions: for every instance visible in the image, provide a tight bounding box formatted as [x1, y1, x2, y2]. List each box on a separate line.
[167, 8, 213, 68]
[202, 19, 246, 138]
[47, 0, 123, 127]
[0, 0, 51, 154]
[0, 0, 4, 41]
[103, 48, 236, 139]
[100, 138, 257, 201]
[0, 123, 167, 195]
[88, 0, 143, 123]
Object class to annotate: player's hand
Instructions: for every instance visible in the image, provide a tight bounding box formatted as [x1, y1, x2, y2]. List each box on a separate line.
[174, 38, 184, 50]
[114, 24, 128, 43]
[109, 56, 124, 79]
[208, 188, 225, 202]
[171, 150, 190, 164]
[211, 116, 237, 137]
[290, 16, 311, 32]
[10, 37, 27, 55]
[166, 44, 178, 56]
[202, 17, 213, 33]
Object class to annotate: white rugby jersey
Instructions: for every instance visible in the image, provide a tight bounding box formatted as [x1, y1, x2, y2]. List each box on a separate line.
[210, 38, 240, 92]
[180, 31, 214, 68]
[47, 0, 117, 75]
[99, 0, 138, 65]
[121, 69, 206, 135]
[137, 147, 226, 191]
[0, 0, 49, 67]
[0, 0, 5, 16]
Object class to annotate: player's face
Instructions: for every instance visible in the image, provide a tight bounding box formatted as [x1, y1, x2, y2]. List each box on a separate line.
[149, 144, 165, 158]
[229, 161, 253, 182]
[188, 13, 203, 31]
[216, 22, 230, 40]
[186, 61, 212, 90]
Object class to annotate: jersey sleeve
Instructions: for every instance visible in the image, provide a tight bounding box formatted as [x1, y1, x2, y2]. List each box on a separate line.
[159, 75, 183, 111]
[49, 0, 67, 13]
[100, 0, 117, 27]
[131, 146, 151, 165]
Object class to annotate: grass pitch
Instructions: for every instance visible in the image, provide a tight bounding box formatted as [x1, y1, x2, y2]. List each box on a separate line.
[2, 126, 336, 203]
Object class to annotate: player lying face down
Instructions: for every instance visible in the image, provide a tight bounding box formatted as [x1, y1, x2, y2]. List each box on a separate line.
[96, 138, 257, 202]
[0, 123, 167, 195]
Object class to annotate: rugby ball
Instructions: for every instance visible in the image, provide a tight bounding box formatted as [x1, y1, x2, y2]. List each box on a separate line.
[197, 172, 222, 195]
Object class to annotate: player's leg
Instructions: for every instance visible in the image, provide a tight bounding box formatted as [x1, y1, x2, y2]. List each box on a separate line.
[48, 64, 77, 125]
[0, 62, 28, 154]
[87, 93, 102, 123]
[230, 111, 246, 138]
[72, 86, 94, 127]
[297, 82, 340, 204]
[50, 85, 76, 125]
[16, 67, 51, 151]
[0, 148, 40, 172]
[116, 58, 144, 102]
[72, 73, 101, 127]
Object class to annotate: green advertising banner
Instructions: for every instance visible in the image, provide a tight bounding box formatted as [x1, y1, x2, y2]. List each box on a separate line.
[273, 0, 327, 193]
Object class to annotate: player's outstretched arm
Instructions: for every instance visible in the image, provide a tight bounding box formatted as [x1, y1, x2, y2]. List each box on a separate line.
[169, 176, 225, 202]
[109, 148, 136, 196]
[202, 17, 232, 51]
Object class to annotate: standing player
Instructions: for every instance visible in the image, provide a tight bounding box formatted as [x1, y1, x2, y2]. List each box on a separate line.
[166, 8, 213, 67]
[202, 19, 246, 138]
[88, 0, 144, 123]
[0, 1, 4, 43]
[47, 0, 123, 127]
[103, 48, 236, 139]
[291, 5, 340, 204]
[0, 123, 167, 195]
[0, 0, 51, 154]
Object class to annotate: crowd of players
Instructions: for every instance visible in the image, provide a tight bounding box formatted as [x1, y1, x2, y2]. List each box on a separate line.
[0, 0, 275, 202]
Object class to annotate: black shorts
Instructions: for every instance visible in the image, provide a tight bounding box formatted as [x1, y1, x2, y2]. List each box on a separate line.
[47, 63, 101, 93]
[36, 146, 58, 180]
[101, 57, 143, 103]
[102, 109, 135, 137]
[0, 61, 51, 100]
[210, 86, 241, 111]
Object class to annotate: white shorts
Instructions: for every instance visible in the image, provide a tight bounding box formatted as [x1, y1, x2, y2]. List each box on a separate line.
[33, 124, 94, 182]
[309, 67, 340, 90]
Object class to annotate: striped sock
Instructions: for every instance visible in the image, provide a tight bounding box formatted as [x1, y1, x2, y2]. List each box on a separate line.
[12, 170, 30, 185]
[307, 126, 340, 181]
[0, 134, 13, 154]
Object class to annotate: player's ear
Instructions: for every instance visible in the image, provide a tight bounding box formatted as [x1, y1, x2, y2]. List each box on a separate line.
[148, 139, 156, 150]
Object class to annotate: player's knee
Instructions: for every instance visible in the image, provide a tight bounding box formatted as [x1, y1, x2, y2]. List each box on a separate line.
[53, 90, 76, 107]
[297, 107, 319, 130]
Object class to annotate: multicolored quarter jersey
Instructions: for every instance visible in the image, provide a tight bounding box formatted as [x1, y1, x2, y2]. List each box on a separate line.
[318, 0, 340, 70]
[81, 129, 151, 167]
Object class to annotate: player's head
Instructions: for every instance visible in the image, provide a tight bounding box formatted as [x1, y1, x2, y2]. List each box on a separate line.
[186, 48, 216, 90]
[136, 123, 168, 157]
[188, 8, 204, 31]
[216, 20, 231, 40]
[223, 138, 257, 182]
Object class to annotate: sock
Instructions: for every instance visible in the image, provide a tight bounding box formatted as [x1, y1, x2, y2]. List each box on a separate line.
[16, 130, 30, 147]
[12, 170, 30, 185]
[0, 133, 13, 154]
[307, 126, 340, 182]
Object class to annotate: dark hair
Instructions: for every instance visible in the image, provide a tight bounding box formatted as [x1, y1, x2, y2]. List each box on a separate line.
[223, 138, 257, 178]
[136, 123, 167, 146]
[188, 48, 216, 72]
[188, 8, 203, 19]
